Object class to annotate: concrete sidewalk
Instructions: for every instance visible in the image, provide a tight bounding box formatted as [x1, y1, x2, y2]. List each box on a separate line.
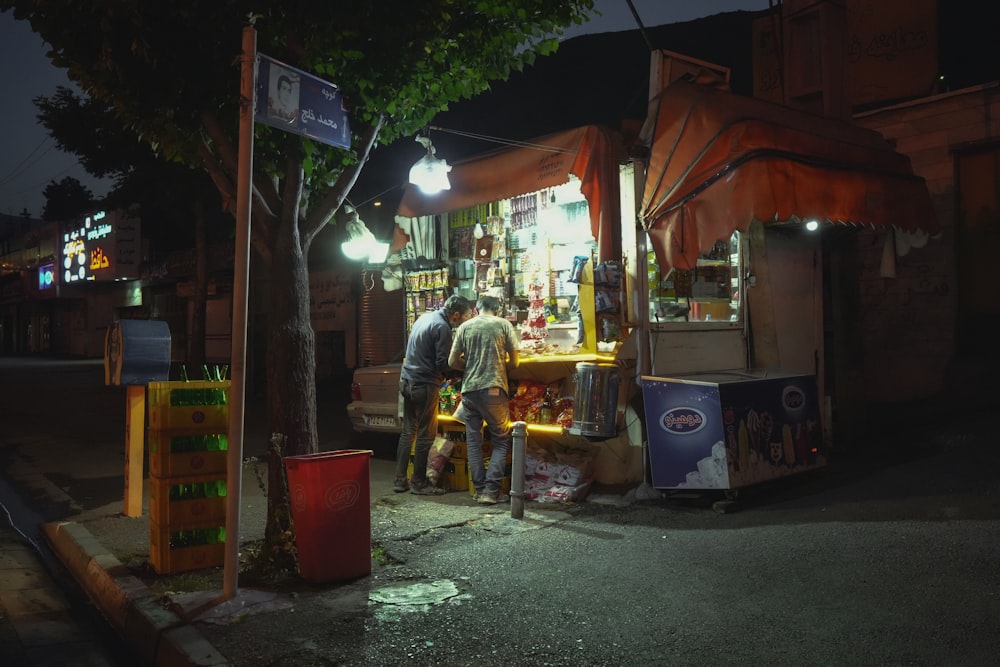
[36, 449, 541, 666]
[0, 519, 122, 665]
[1, 358, 565, 665]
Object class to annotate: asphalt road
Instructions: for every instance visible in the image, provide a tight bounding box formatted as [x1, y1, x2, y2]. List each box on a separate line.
[1, 357, 998, 666]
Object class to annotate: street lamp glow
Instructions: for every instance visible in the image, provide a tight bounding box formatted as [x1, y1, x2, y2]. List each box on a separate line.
[341, 207, 390, 264]
[409, 136, 452, 195]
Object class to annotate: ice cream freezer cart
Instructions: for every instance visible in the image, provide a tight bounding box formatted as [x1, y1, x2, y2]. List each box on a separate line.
[640, 371, 826, 493]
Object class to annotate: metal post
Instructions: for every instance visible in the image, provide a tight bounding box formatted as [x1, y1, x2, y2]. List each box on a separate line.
[222, 25, 256, 600]
[510, 421, 527, 519]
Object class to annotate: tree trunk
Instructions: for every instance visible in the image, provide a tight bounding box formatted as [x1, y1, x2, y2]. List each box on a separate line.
[263, 223, 317, 545]
[189, 199, 208, 371]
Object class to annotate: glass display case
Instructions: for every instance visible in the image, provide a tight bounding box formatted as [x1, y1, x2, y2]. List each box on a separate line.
[648, 232, 741, 324]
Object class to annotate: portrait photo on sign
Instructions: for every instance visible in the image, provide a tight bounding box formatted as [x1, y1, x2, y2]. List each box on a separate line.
[267, 65, 300, 126]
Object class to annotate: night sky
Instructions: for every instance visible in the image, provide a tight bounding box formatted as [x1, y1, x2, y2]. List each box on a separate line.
[0, 1, 770, 218]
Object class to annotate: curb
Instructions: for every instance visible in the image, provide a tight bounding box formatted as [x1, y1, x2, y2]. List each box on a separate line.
[42, 521, 230, 667]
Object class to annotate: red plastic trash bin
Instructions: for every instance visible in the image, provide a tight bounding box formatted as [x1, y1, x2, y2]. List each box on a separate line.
[283, 449, 373, 583]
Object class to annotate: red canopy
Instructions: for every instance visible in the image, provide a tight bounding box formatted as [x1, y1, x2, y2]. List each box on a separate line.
[397, 125, 621, 261]
[640, 79, 939, 272]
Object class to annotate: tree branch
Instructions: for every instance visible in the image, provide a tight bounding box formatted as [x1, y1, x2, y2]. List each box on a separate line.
[197, 111, 280, 260]
[302, 115, 385, 242]
[201, 110, 282, 215]
[195, 141, 237, 217]
[196, 133, 275, 255]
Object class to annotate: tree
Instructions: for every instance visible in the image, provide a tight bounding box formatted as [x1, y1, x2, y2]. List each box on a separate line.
[40, 176, 94, 221]
[2, 0, 595, 557]
[35, 85, 232, 368]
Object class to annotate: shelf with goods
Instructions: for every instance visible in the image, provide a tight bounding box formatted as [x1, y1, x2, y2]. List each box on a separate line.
[403, 267, 450, 335]
[437, 179, 626, 489]
[647, 234, 741, 323]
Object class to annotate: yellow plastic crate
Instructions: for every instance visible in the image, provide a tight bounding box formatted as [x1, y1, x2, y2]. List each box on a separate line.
[429, 424, 491, 459]
[149, 518, 226, 574]
[148, 474, 227, 525]
[448, 439, 468, 460]
[148, 430, 228, 478]
[411, 435, 484, 460]
[442, 456, 469, 491]
[147, 381, 230, 431]
[406, 456, 469, 492]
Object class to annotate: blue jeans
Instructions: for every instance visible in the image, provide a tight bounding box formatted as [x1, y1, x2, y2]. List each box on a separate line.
[395, 379, 438, 485]
[461, 388, 511, 494]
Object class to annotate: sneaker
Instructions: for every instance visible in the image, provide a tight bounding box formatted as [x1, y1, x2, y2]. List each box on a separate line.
[410, 483, 446, 496]
[393, 478, 409, 493]
[476, 490, 510, 505]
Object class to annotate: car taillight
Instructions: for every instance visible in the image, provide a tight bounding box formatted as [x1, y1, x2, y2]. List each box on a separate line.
[351, 381, 362, 402]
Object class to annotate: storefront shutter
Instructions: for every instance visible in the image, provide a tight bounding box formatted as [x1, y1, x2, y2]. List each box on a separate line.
[357, 271, 405, 367]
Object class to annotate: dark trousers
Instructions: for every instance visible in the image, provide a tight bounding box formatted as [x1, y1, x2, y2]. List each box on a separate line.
[395, 378, 439, 484]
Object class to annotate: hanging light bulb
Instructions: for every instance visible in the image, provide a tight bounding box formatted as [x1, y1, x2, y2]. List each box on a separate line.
[474, 222, 485, 239]
[341, 206, 390, 264]
[409, 135, 452, 195]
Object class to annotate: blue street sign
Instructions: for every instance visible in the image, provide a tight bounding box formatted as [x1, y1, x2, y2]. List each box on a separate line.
[254, 54, 351, 150]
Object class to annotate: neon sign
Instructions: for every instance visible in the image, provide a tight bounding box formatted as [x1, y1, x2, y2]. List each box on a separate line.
[38, 263, 55, 290]
[90, 247, 110, 270]
[62, 211, 114, 282]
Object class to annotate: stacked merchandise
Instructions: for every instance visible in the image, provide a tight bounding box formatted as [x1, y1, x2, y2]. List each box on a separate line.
[593, 261, 622, 343]
[146, 366, 230, 574]
[523, 443, 594, 503]
[508, 379, 573, 427]
[521, 277, 548, 342]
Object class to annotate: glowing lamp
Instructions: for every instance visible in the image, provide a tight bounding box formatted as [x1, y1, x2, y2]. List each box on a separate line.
[409, 136, 452, 195]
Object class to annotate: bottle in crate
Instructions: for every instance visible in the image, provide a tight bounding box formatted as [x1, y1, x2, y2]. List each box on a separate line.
[148, 430, 228, 478]
[148, 380, 231, 430]
[149, 474, 227, 525]
[150, 518, 226, 574]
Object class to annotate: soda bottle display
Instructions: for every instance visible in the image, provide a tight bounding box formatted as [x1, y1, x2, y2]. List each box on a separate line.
[168, 525, 226, 549]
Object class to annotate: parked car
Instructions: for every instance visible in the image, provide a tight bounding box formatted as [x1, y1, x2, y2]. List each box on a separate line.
[347, 361, 403, 434]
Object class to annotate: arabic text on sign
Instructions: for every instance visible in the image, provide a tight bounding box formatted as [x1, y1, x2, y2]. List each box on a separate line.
[90, 247, 111, 270]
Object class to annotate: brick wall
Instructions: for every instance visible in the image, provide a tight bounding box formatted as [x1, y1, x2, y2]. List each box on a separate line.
[854, 86, 1000, 400]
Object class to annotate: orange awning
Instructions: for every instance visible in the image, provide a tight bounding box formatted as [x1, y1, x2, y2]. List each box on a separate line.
[640, 79, 939, 273]
[397, 125, 621, 260]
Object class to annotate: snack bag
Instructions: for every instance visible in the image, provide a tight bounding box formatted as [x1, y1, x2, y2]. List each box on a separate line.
[426, 437, 455, 485]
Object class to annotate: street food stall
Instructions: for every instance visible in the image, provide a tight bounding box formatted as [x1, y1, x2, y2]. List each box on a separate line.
[393, 125, 644, 500]
[388, 57, 941, 500]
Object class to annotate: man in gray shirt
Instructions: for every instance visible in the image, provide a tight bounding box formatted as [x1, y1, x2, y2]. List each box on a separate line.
[449, 295, 519, 504]
[396, 294, 472, 494]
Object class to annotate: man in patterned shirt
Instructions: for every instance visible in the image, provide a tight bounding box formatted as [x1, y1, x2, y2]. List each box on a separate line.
[448, 295, 519, 504]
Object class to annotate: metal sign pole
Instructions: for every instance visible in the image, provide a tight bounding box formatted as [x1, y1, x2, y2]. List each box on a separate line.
[222, 25, 256, 601]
